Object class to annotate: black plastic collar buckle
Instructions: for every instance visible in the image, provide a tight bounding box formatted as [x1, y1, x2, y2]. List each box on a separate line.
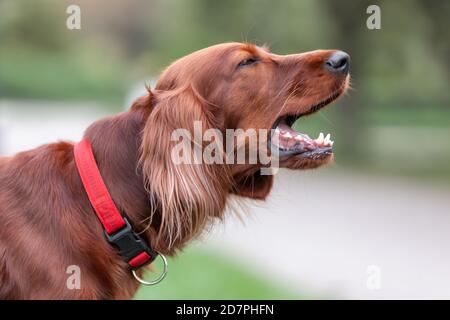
[104, 218, 156, 266]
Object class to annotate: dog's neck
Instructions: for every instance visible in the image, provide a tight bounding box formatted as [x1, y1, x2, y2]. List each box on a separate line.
[82, 101, 173, 253]
[81, 98, 231, 255]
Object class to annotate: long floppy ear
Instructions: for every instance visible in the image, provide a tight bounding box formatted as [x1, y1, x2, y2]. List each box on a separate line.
[139, 86, 229, 248]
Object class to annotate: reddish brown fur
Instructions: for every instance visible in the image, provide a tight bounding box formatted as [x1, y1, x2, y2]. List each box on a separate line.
[0, 43, 348, 299]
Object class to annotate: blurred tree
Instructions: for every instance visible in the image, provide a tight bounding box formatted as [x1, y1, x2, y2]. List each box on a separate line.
[322, 0, 370, 159]
[417, 0, 450, 101]
[0, 0, 66, 51]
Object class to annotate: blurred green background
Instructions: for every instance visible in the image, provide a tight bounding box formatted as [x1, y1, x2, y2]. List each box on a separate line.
[1, 0, 448, 179]
[0, 0, 449, 299]
[134, 247, 303, 299]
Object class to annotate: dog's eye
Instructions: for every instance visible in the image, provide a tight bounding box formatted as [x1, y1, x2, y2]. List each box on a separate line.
[237, 57, 260, 68]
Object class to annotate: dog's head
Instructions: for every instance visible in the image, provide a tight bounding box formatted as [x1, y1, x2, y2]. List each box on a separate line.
[139, 43, 349, 247]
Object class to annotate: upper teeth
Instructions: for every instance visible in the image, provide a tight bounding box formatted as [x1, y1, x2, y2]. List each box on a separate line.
[315, 132, 334, 146]
[316, 132, 324, 144]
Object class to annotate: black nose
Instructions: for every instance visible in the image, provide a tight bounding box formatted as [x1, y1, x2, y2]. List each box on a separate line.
[325, 51, 350, 74]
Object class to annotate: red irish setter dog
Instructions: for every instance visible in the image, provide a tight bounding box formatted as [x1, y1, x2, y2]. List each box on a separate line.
[0, 43, 349, 299]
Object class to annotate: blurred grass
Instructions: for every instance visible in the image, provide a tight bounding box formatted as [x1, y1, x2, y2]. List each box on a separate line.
[0, 44, 127, 106]
[133, 248, 302, 299]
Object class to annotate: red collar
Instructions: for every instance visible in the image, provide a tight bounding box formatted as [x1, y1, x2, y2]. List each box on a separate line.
[74, 139, 156, 269]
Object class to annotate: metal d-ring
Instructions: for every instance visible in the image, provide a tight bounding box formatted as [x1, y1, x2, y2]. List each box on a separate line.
[132, 253, 168, 286]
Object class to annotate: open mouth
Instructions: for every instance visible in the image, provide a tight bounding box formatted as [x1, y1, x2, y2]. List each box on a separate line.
[268, 91, 341, 159]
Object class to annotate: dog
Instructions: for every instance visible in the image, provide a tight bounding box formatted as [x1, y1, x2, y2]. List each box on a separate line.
[0, 43, 349, 299]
